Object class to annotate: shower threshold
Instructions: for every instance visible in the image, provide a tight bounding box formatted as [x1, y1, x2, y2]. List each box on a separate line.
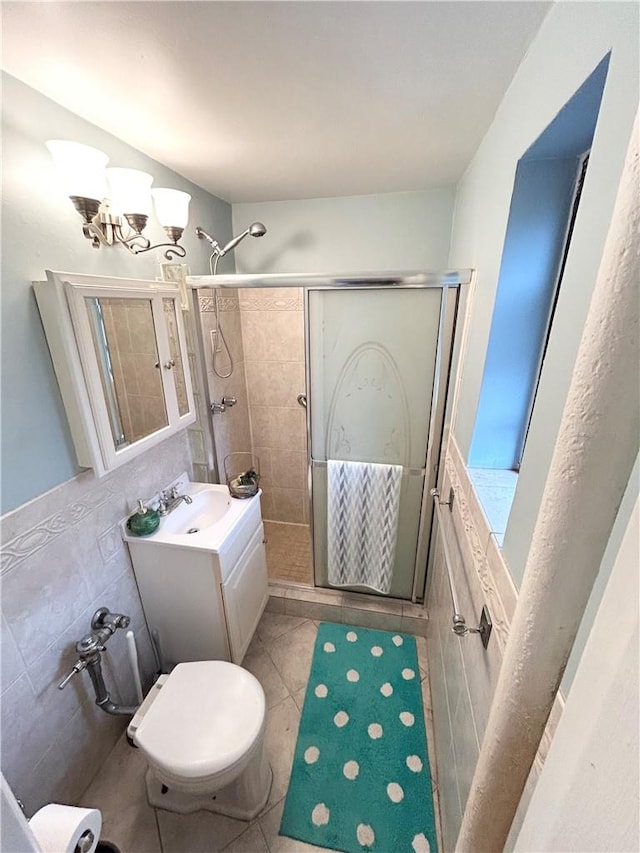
[265, 580, 428, 637]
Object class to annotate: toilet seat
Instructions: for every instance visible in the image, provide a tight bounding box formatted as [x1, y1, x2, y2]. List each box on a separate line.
[132, 661, 266, 784]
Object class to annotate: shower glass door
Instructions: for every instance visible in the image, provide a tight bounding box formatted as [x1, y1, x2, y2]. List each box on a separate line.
[308, 287, 444, 600]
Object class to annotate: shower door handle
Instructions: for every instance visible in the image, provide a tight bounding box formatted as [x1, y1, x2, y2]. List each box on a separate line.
[297, 394, 307, 409]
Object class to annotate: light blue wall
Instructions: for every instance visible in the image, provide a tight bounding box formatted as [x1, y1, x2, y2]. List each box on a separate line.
[469, 156, 578, 468]
[468, 55, 609, 470]
[232, 189, 455, 274]
[447, 2, 639, 585]
[1, 73, 233, 513]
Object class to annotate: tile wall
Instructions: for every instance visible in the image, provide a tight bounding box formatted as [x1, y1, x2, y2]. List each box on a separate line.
[0, 431, 192, 815]
[427, 434, 564, 850]
[238, 288, 307, 524]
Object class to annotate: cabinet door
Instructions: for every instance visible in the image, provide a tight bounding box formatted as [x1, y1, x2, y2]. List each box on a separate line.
[222, 525, 268, 663]
[35, 270, 196, 475]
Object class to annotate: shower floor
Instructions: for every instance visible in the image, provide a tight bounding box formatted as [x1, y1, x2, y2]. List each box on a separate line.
[263, 521, 312, 585]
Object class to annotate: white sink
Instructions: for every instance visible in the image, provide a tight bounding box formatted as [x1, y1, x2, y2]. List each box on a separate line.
[121, 475, 268, 667]
[121, 478, 262, 563]
[160, 487, 232, 535]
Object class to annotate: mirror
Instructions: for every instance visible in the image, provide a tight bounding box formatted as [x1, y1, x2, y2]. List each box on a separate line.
[35, 271, 197, 477]
[85, 296, 169, 449]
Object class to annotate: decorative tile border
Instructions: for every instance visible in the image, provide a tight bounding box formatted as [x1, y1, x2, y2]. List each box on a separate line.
[445, 440, 511, 653]
[97, 523, 122, 565]
[444, 434, 565, 769]
[198, 296, 239, 313]
[238, 291, 302, 312]
[1, 483, 118, 576]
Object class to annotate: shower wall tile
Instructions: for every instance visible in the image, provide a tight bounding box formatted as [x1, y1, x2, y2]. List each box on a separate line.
[249, 406, 306, 452]
[0, 430, 191, 815]
[258, 489, 275, 520]
[245, 361, 305, 409]
[206, 361, 253, 477]
[271, 487, 306, 524]
[253, 446, 274, 488]
[271, 450, 306, 491]
[240, 311, 305, 363]
[200, 306, 246, 373]
[238, 287, 306, 525]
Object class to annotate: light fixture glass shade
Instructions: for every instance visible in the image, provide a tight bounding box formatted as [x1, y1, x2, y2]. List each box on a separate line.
[46, 139, 109, 200]
[106, 168, 153, 216]
[152, 188, 191, 228]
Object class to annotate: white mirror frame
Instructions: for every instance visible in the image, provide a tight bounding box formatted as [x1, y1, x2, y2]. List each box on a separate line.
[34, 270, 196, 477]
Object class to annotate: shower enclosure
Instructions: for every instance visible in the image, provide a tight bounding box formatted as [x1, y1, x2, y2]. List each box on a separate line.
[187, 270, 469, 602]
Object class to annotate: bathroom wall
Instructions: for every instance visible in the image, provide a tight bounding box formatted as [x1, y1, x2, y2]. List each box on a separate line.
[447, 2, 638, 585]
[1, 72, 233, 514]
[431, 2, 639, 846]
[428, 439, 638, 849]
[232, 188, 455, 273]
[427, 436, 565, 849]
[1, 432, 191, 815]
[239, 287, 307, 523]
[513, 498, 639, 852]
[0, 74, 232, 811]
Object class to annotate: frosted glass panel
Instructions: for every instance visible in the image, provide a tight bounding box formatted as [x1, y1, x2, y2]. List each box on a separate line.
[308, 288, 443, 598]
[309, 289, 442, 468]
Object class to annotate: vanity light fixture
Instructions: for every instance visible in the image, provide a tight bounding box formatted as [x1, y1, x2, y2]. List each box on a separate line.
[46, 140, 191, 260]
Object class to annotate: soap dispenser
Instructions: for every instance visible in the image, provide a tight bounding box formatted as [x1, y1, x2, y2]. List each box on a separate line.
[126, 499, 160, 536]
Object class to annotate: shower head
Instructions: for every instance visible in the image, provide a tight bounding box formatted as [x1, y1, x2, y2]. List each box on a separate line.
[195, 222, 267, 258]
[248, 222, 267, 238]
[219, 222, 267, 256]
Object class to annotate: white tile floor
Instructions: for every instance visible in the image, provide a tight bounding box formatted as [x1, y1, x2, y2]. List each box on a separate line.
[80, 612, 441, 853]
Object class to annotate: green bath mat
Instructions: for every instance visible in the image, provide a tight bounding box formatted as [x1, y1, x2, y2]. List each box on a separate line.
[280, 622, 437, 853]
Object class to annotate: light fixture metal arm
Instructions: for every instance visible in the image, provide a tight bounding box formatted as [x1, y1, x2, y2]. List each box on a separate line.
[75, 200, 187, 259]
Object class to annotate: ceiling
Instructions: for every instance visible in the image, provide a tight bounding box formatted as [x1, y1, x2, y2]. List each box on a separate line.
[1, 1, 551, 203]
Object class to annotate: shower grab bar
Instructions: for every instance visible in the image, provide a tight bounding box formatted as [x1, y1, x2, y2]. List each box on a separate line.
[311, 459, 426, 477]
[431, 488, 492, 649]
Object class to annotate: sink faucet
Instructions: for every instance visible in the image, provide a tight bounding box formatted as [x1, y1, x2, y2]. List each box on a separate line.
[158, 486, 193, 516]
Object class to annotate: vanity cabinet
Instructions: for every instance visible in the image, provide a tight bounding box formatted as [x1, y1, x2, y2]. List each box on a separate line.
[123, 493, 269, 668]
[34, 270, 195, 476]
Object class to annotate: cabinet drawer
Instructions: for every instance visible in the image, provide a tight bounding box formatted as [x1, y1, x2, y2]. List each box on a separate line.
[222, 524, 268, 663]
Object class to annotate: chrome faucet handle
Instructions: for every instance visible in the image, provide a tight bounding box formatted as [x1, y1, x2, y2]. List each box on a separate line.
[58, 659, 87, 690]
[91, 608, 131, 634]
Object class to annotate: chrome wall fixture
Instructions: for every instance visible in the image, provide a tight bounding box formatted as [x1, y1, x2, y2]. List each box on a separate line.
[194, 222, 267, 379]
[46, 140, 191, 260]
[431, 488, 493, 648]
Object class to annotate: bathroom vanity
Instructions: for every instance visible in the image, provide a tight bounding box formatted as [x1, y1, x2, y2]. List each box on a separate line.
[122, 477, 268, 668]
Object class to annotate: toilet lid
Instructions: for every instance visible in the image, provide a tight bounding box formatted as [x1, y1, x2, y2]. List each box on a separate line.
[134, 661, 265, 780]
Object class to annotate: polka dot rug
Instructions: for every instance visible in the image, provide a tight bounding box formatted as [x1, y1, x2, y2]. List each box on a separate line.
[280, 622, 437, 852]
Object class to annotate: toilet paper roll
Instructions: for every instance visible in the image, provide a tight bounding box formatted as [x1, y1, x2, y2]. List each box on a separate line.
[28, 804, 102, 853]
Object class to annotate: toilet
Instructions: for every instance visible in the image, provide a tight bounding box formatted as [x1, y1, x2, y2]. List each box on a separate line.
[127, 661, 272, 819]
